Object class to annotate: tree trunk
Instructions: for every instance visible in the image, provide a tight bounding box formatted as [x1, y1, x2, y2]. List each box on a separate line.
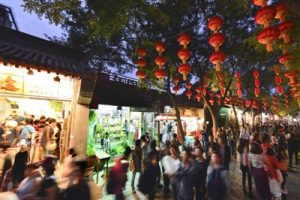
[167, 92, 185, 143]
[202, 97, 218, 138]
[232, 105, 239, 130]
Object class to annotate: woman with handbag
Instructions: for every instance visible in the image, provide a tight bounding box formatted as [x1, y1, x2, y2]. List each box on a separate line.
[130, 139, 142, 193]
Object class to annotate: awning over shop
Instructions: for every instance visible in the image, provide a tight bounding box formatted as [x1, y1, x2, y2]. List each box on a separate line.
[90, 73, 203, 110]
[0, 26, 92, 77]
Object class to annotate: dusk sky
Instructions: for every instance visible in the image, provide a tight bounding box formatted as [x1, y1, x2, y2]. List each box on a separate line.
[0, 0, 64, 40]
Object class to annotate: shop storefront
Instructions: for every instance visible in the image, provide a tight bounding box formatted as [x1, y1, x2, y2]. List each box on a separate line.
[156, 106, 204, 145]
[88, 105, 155, 157]
[0, 26, 93, 159]
[0, 64, 80, 156]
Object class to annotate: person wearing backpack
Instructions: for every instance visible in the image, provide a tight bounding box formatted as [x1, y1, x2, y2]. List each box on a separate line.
[206, 152, 230, 200]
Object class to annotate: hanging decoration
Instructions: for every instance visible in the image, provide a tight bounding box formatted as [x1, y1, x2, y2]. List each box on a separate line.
[278, 21, 294, 44]
[255, 5, 276, 28]
[208, 16, 226, 72]
[154, 42, 166, 84]
[252, 0, 268, 8]
[253, 0, 279, 52]
[235, 72, 242, 98]
[253, 69, 260, 97]
[274, 2, 287, 22]
[185, 82, 193, 100]
[257, 27, 280, 52]
[173, 85, 180, 95]
[172, 76, 180, 95]
[279, 52, 290, 69]
[136, 47, 147, 81]
[195, 85, 202, 102]
[186, 90, 192, 100]
[276, 85, 283, 95]
[177, 33, 191, 81]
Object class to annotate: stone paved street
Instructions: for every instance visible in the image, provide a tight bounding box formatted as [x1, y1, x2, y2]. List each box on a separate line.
[97, 159, 300, 200]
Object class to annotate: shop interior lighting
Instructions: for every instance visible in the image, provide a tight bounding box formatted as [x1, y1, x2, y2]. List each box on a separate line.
[27, 68, 34, 75]
[54, 74, 60, 82]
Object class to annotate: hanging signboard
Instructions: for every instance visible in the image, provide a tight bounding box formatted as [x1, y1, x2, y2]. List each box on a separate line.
[0, 74, 24, 95]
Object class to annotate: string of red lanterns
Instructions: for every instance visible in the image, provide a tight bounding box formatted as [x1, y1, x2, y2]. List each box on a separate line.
[235, 72, 243, 97]
[253, 69, 261, 97]
[154, 42, 167, 84]
[208, 16, 226, 72]
[177, 33, 191, 81]
[136, 47, 147, 81]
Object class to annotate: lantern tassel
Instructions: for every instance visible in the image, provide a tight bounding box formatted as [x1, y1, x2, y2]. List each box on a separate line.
[215, 63, 221, 72]
[266, 43, 273, 52]
[215, 46, 220, 52]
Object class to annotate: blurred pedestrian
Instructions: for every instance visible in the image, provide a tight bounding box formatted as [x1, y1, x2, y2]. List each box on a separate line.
[206, 152, 230, 200]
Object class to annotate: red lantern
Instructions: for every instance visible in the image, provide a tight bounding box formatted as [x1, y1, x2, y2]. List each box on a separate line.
[284, 70, 297, 79]
[221, 88, 226, 97]
[245, 100, 251, 108]
[278, 21, 294, 44]
[154, 42, 166, 54]
[186, 82, 192, 90]
[257, 27, 280, 52]
[155, 56, 166, 69]
[136, 70, 146, 80]
[237, 89, 243, 97]
[252, 0, 268, 7]
[154, 69, 166, 81]
[177, 49, 191, 63]
[277, 85, 283, 95]
[219, 81, 225, 88]
[236, 81, 242, 89]
[186, 90, 192, 99]
[196, 93, 202, 102]
[173, 76, 180, 85]
[173, 85, 180, 95]
[208, 16, 223, 33]
[274, 2, 287, 22]
[254, 87, 260, 97]
[255, 79, 261, 87]
[279, 53, 290, 68]
[195, 86, 202, 94]
[274, 75, 282, 85]
[253, 69, 260, 79]
[273, 65, 281, 75]
[255, 6, 276, 28]
[136, 59, 146, 67]
[235, 72, 241, 80]
[137, 47, 147, 57]
[178, 64, 191, 81]
[209, 33, 225, 52]
[202, 87, 207, 96]
[209, 99, 214, 105]
[209, 51, 226, 71]
[178, 33, 191, 49]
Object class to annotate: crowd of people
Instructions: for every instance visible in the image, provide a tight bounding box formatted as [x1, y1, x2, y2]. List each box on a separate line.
[108, 122, 299, 200]
[0, 119, 298, 200]
[0, 115, 62, 162]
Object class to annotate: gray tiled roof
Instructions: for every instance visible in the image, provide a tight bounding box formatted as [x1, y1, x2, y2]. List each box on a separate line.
[0, 26, 91, 77]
